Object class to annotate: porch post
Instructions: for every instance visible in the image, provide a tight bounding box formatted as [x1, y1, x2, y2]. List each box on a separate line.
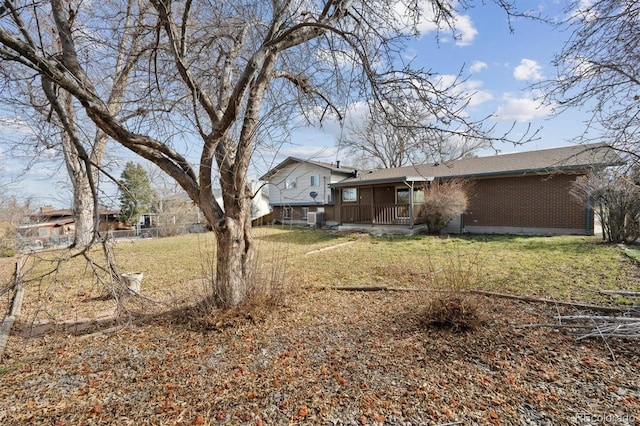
[371, 187, 375, 226]
[409, 182, 414, 229]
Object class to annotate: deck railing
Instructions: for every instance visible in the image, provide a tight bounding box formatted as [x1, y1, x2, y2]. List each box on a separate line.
[340, 203, 420, 226]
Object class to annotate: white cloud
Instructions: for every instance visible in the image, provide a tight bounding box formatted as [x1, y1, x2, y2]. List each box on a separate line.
[470, 61, 488, 73]
[568, 0, 598, 22]
[495, 93, 553, 121]
[413, 2, 439, 35]
[468, 88, 494, 107]
[433, 74, 493, 108]
[513, 58, 544, 81]
[452, 14, 478, 46]
[0, 116, 34, 137]
[413, 3, 478, 46]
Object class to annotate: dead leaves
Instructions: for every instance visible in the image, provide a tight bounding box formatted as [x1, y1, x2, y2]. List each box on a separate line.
[1, 292, 639, 425]
[296, 405, 309, 417]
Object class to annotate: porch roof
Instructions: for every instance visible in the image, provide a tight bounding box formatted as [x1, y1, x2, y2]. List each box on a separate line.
[330, 143, 623, 188]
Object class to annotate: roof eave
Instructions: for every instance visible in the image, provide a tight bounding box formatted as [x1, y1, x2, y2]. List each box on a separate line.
[331, 176, 430, 188]
[330, 163, 620, 187]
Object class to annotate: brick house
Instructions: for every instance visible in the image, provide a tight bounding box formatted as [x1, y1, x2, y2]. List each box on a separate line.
[329, 143, 622, 235]
[259, 157, 357, 226]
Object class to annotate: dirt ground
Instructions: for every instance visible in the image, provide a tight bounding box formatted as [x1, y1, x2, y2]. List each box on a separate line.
[1, 287, 639, 425]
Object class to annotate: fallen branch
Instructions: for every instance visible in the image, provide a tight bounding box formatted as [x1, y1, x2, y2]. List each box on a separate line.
[575, 323, 640, 340]
[556, 315, 640, 322]
[598, 290, 640, 297]
[516, 323, 595, 329]
[312, 286, 633, 313]
[469, 290, 630, 314]
[328, 285, 423, 292]
[554, 311, 640, 341]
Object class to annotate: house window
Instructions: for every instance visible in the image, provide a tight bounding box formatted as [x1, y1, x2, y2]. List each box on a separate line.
[301, 207, 309, 219]
[342, 188, 357, 202]
[283, 207, 291, 219]
[396, 188, 424, 204]
[284, 178, 297, 189]
[310, 175, 320, 187]
[414, 189, 425, 203]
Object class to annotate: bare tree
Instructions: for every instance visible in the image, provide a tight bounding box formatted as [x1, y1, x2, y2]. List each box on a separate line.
[0, 0, 526, 308]
[0, 0, 151, 249]
[341, 95, 494, 169]
[539, 0, 640, 162]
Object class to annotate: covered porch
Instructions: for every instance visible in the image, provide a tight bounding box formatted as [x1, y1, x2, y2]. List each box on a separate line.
[340, 203, 423, 227]
[334, 179, 430, 229]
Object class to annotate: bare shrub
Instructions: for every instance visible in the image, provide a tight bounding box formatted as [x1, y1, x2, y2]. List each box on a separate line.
[422, 245, 485, 332]
[244, 243, 289, 311]
[424, 294, 484, 332]
[193, 237, 290, 329]
[571, 170, 640, 243]
[418, 179, 469, 235]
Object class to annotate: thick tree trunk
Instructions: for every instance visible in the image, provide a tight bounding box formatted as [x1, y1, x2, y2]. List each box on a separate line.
[212, 202, 254, 308]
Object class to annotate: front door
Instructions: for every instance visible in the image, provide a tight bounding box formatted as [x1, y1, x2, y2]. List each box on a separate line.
[396, 188, 410, 219]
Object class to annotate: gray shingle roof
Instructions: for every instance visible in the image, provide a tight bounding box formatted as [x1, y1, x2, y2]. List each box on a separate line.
[331, 143, 623, 187]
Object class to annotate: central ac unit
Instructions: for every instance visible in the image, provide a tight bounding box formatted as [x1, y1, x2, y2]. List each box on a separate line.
[307, 212, 317, 225]
[307, 211, 323, 226]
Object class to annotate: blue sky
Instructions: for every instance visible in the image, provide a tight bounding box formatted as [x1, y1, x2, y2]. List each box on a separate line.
[1, 0, 596, 208]
[282, 1, 594, 165]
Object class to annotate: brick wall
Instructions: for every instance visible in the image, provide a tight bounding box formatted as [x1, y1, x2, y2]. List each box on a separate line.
[464, 173, 590, 230]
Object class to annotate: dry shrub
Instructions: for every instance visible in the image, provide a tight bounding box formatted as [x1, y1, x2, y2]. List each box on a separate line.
[422, 245, 486, 332]
[244, 245, 289, 310]
[191, 239, 290, 331]
[417, 179, 469, 235]
[424, 293, 484, 332]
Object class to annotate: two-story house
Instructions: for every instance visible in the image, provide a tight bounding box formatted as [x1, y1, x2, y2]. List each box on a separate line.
[259, 157, 356, 226]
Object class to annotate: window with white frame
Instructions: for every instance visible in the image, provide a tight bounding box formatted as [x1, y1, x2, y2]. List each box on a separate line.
[283, 207, 291, 219]
[310, 175, 320, 187]
[284, 178, 297, 189]
[342, 188, 357, 202]
[301, 207, 309, 219]
[396, 187, 424, 204]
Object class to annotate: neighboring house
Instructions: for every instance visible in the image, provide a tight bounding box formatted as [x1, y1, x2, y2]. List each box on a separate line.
[214, 181, 272, 224]
[139, 183, 272, 233]
[330, 143, 623, 235]
[259, 157, 357, 226]
[249, 181, 273, 226]
[18, 206, 123, 246]
[138, 194, 199, 235]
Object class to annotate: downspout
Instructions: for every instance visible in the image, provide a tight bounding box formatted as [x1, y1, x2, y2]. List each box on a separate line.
[585, 193, 592, 236]
[323, 176, 327, 204]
